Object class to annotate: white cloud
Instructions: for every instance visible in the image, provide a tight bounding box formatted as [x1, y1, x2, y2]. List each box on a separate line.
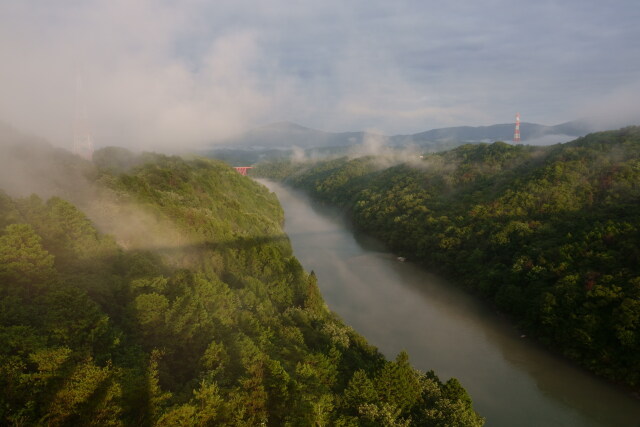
[0, 1, 274, 151]
[0, 0, 639, 151]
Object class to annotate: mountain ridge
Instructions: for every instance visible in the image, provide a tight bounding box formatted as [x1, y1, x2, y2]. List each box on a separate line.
[253, 126, 640, 390]
[217, 120, 599, 150]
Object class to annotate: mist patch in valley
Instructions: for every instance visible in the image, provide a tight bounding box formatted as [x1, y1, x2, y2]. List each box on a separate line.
[0, 124, 197, 266]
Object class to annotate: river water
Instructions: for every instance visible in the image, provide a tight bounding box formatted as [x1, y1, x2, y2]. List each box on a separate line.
[260, 180, 640, 427]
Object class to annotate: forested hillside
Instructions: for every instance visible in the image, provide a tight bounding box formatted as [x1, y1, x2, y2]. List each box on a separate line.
[0, 137, 482, 425]
[254, 127, 640, 389]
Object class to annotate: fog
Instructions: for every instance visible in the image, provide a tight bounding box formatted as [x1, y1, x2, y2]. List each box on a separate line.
[0, 123, 194, 262]
[1, 1, 638, 152]
[0, 3, 272, 152]
[520, 134, 575, 146]
[0, 122, 94, 200]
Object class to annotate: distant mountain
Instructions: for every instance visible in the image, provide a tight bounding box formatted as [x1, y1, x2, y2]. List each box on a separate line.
[215, 120, 595, 151]
[390, 121, 593, 145]
[219, 121, 380, 149]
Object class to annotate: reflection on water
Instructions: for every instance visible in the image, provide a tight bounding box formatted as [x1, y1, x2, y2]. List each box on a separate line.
[260, 180, 640, 427]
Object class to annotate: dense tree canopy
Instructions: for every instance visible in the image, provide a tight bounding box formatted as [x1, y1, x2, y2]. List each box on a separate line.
[255, 127, 640, 389]
[0, 143, 482, 425]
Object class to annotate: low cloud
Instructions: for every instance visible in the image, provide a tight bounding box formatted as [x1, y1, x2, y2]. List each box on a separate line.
[0, 2, 274, 152]
[1, 1, 638, 152]
[0, 124, 196, 266]
[347, 131, 426, 170]
[524, 134, 575, 146]
[348, 131, 390, 158]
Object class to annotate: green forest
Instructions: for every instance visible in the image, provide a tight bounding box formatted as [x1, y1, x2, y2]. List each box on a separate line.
[255, 127, 640, 389]
[0, 136, 483, 426]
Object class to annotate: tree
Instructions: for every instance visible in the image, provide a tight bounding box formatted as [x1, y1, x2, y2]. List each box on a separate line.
[0, 223, 56, 296]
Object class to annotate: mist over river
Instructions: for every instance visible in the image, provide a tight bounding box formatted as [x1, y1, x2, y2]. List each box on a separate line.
[259, 179, 640, 427]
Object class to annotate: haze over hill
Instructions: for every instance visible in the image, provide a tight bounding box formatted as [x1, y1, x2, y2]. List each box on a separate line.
[218, 122, 375, 149]
[214, 119, 598, 151]
[0, 125, 486, 425]
[254, 126, 640, 391]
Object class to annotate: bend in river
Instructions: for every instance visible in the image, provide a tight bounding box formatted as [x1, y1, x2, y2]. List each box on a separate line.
[259, 179, 640, 427]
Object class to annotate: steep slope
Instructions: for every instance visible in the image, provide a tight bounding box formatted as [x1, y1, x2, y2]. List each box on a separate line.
[254, 127, 640, 389]
[0, 134, 483, 425]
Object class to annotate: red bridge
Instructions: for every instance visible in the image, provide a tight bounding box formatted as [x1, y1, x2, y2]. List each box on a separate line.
[233, 166, 253, 176]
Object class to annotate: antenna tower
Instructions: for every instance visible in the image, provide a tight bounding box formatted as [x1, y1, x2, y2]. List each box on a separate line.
[513, 112, 521, 143]
[73, 76, 95, 160]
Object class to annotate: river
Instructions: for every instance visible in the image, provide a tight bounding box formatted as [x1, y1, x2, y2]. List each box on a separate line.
[259, 180, 640, 427]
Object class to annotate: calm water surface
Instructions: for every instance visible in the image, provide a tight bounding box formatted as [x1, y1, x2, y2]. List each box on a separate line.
[260, 180, 640, 427]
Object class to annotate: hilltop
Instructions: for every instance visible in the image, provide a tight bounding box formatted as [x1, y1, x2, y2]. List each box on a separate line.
[0, 127, 483, 425]
[254, 127, 640, 389]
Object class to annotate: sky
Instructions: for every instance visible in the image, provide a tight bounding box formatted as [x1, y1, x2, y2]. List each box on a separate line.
[1, 0, 639, 150]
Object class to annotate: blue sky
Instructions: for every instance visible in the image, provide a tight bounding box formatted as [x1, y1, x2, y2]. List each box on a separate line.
[1, 0, 639, 149]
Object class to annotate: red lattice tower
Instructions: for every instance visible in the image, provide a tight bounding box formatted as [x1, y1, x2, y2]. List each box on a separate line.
[513, 112, 521, 143]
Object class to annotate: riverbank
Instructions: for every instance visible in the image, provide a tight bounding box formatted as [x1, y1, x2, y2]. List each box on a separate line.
[261, 179, 640, 427]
